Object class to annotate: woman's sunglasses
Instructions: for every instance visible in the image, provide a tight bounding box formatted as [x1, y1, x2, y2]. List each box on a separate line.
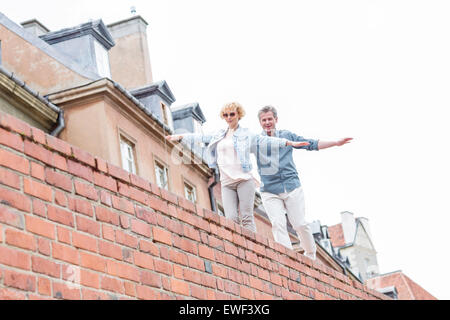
[223, 112, 236, 118]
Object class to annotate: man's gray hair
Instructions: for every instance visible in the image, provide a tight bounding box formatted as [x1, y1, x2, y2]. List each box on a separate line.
[258, 105, 278, 119]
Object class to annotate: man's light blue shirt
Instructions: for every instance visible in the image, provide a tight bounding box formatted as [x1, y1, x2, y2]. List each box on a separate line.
[256, 130, 319, 194]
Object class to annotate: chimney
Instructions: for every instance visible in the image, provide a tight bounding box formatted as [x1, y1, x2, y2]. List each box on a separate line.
[21, 19, 50, 37]
[341, 211, 356, 244]
[107, 16, 153, 89]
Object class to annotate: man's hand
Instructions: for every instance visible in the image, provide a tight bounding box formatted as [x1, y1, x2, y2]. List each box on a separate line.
[165, 135, 183, 142]
[318, 138, 353, 150]
[287, 141, 310, 148]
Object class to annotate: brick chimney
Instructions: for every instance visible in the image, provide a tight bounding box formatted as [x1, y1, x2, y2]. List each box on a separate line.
[107, 16, 153, 89]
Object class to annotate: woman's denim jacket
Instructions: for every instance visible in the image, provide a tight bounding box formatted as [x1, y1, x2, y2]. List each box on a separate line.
[181, 126, 288, 172]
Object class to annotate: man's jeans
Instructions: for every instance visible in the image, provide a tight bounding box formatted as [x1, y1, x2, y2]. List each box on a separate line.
[261, 186, 316, 260]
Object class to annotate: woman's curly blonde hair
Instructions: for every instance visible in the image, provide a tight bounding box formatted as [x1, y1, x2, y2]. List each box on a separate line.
[220, 102, 246, 120]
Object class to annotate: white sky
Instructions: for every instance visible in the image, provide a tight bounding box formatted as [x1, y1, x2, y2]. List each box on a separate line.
[2, 0, 449, 299]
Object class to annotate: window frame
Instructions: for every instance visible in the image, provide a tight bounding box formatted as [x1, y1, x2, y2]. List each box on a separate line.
[183, 178, 197, 203]
[154, 157, 170, 191]
[119, 132, 138, 175]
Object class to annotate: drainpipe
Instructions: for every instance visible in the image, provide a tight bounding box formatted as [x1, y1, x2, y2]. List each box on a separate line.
[50, 109, 65, 137]
[208, 169, 220, 212]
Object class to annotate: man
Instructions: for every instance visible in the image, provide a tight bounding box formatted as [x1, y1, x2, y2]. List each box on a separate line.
[256, 105, 352, 260]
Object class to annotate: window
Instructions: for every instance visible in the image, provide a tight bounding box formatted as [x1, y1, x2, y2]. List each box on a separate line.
[120, 136, 137, 174]
[184, 181, 197, 203]
[154, 160, 169, 190]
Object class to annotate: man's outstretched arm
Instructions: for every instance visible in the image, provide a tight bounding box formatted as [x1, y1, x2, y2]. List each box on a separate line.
[318, 138, 353, 150]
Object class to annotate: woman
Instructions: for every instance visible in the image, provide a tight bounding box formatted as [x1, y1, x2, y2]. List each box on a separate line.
[166, 102, 309, 232]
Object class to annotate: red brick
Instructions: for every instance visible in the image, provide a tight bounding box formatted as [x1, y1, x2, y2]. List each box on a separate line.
[30, 161, 45, 181]
[128, 186, 150, 206]
[154, 259, 173, 276]
[111, 195, 134, 215]
[3, 269, 36, 292]
[72, 231, 98, 253]
[102, 224, 115, 241]
[139, 239, 159, 256]
[160, 188, 178, 205]
[76, 216, 100, 237]
[131, 219, 152, 238]
[183, 268, 202, 285]
[47, 204, 74, 227]
[130, 173, 151, 192]
[170, 278, 189, 296]
[190, 284, 207, 299]
[188, 255, 205, 271]
[107, 163, 130, 183]
[79, 251, 106, 273]
[68, 159, 93, 182]
[0, 204, 24, 229]
[37, 237, 51, 256]
[23, 178, 52, 202]
[124, 281, 136, 297]
[31, 127, 46, 145]
[135, 206, 156, 225]
[77, 269, 99, 289]
[0, 287, 26, 300]
[32, 255, 61, 278]
[152, 226, 171, 245]
[94, 171, 117, 192]
[0, 187, 31, 213]
[0, 113, 32, 137]
[120, 215, 130, 229]
[95, 157, 108, 173]
[57, 226, 72, 244]
[38, 277, 51, 296]
[0, 127, 24, 151]
[0, 246, 31, 270]
[0, 224, 2, 242]
[0, 167, 20, 189]
[183, 224, 200, 242]
[101, 275, 124, 294]
[74, 180, 98, 201]
[52, 282, 81, 300]
[100, 190, 112, 206]
[134, 251, 154, 270]
[116, 230, 138, 248]
[106, 260, 140, 282]
[169, 249, 188, 266]
[240, 285, 255, 300]
[198, 244, 215, 261]
[136, 284, 160, 300]
[99, 240, 122, 260]
[71, 146, 96, 167]
[178, 197, 196, 213]
[68, 197, 93, 217]
[148, 195, 169, 214]
[54, 190, 67, 207]
[46, 135, 71, 156]
[52, 153, 68, 171]
[224, 281, 240, 296]
[95, 206, 119, 226]
[45, 168, 72, 192]
[81, 288, 109, 300]
[5, 228, 36, 251]
[172, 235, 198, 255]
[26, 215, 55, 239]
[140, 270, 161, 288]
[24, 140, 52, 166]
[52, 242, 79, 265]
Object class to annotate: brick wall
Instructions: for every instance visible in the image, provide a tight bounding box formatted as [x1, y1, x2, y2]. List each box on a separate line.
[0, 111, 388, 300]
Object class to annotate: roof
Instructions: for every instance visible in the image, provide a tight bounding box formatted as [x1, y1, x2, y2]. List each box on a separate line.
[39, 19, 115, 50]
[172, 103, 207, 124]
[328, 223, 346, 247]
[130, 81, 176, 105]
[366, 271, 437, 300]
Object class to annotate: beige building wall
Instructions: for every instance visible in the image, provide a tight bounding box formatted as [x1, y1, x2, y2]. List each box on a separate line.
[0, 24, 92, 95]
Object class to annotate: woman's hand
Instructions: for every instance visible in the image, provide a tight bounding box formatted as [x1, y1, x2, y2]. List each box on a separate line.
[165, 135, 183, 142]
[287, 141, 310, 148]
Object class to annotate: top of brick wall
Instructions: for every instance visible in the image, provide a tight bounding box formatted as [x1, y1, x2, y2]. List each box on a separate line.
[0, 111, 389, 300]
